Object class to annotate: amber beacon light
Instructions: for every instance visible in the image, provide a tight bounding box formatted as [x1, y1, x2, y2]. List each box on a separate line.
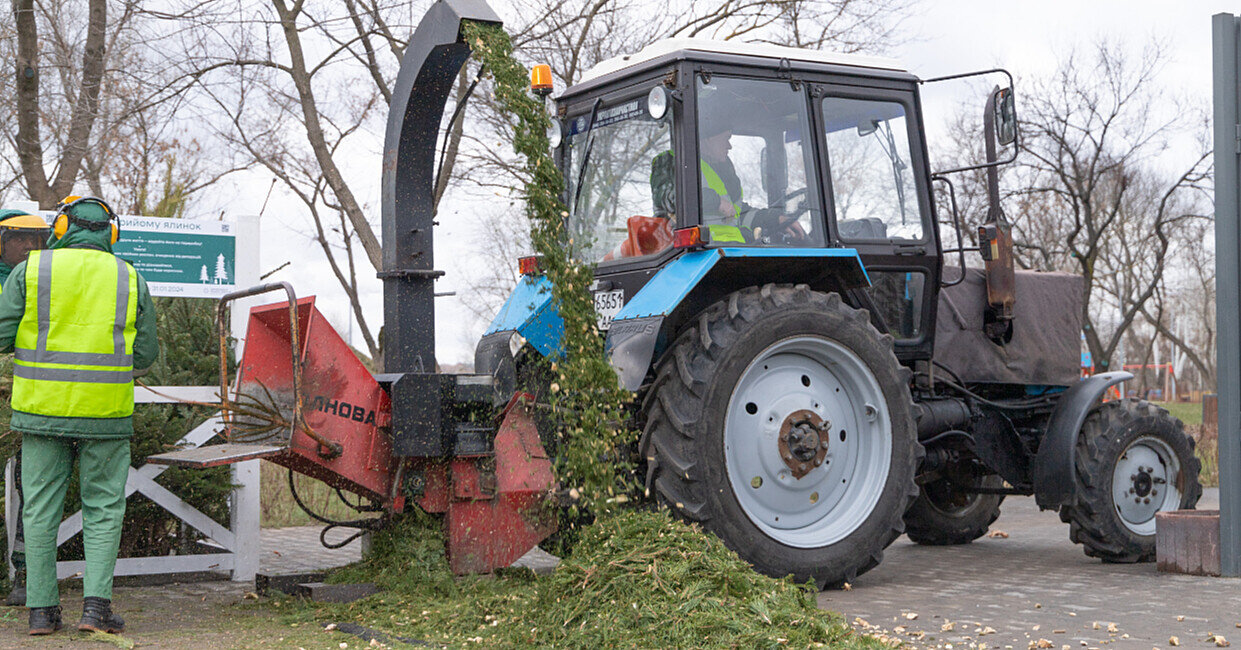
[530, 64, 554, 96]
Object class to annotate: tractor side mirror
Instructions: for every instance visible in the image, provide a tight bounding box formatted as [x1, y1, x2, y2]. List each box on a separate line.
[857, 120, 879, 137]
[992, 87, 1017, 146]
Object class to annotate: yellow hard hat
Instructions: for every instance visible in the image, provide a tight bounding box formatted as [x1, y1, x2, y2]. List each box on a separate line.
[0, 213, 50, 230]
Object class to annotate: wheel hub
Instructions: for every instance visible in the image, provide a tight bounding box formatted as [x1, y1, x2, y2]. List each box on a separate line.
[1133, 470, 1153, 497]
[724, 336, 893, 548]
[1112, 438, 1179, 533]
[778, 410, 829, 478]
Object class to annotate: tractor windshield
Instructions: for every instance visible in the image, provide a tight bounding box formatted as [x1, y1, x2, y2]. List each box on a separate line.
[566, 93, 675, 263]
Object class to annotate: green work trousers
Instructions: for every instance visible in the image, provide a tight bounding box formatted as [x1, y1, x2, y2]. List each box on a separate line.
[21, 434, 130, 608]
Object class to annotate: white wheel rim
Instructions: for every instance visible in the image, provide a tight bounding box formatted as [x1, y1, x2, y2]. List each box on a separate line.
[1111, 435, 1182, 536]
[724, 336, 892, 548]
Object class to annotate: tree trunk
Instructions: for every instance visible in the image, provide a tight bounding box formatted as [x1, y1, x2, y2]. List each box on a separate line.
[13, 0, 109, 208]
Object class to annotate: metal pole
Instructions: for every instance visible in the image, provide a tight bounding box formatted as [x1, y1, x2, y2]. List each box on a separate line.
[1212, 12, 1241, 578]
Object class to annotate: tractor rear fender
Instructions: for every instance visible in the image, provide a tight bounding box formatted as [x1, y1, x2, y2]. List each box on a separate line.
[606, 247, 869, 391]
[1031, 371, 1133, 510]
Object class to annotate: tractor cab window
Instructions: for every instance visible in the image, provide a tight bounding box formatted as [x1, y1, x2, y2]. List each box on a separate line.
[694, 76, 825, 247]
[821, 97, 922, 241]
[566, 93, 676, 264]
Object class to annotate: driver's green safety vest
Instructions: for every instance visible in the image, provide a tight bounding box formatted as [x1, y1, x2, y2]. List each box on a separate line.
[700, 160, 746, 243]
[12, 249, 139, 419]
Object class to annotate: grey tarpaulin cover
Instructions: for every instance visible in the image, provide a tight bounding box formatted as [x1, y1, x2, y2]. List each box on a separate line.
[933, 267, 1083, 386]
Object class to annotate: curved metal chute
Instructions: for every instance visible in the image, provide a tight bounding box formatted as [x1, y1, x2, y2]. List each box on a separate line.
[380, 0, 501, 375]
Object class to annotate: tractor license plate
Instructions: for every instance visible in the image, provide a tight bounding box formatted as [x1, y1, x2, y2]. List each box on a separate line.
[593, 289, 624, 331]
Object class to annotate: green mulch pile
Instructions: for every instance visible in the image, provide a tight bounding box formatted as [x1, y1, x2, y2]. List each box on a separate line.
[287, 509, 884, 649]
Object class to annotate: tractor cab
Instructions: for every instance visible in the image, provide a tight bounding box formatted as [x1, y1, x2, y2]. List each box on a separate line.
[499, 40, 941, 389]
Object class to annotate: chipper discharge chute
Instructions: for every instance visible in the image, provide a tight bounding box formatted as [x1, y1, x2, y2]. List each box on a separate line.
[148, 282, 557, 575]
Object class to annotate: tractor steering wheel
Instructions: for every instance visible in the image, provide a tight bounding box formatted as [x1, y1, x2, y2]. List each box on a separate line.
[752, 188, 812, 243]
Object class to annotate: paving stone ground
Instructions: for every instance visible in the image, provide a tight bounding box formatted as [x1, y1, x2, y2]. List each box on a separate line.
[819, 488, 1240, 649]
[258, 524, 364, 574]
[0, 525, 558, 648]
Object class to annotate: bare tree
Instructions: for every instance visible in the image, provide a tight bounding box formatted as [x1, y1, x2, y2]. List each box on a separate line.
[1003, 40, 1212, 375]
[2, 1, 246, 212]
[12, 0, 109, 208]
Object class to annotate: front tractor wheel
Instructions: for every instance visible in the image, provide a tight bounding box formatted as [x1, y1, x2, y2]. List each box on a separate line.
[904, 473, 1004, 546]
[1060, 399, 1202, 562]
[640, 284, 920, 588]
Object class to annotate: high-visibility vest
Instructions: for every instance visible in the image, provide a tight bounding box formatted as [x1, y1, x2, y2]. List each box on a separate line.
[700, 160, 747, 242]
[700, 159, 743, 220]
[12, 249, 139, 419]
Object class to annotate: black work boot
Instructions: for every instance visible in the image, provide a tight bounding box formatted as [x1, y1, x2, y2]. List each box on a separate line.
[28, 605, 62, 635]
[78, 597, 125, 634]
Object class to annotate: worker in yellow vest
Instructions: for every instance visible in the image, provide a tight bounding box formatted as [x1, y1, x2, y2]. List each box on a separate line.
[0, 197, 159, 636]
[699, 128, 744, 222]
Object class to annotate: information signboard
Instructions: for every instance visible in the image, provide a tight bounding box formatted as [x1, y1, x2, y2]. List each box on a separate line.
[114, 216, 237, 298]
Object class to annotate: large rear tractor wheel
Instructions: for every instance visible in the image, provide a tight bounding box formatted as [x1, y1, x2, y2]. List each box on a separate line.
[640, 284, 920, 588]
[904, 473, 1004, 545]
[1060, 399, 1202, 562]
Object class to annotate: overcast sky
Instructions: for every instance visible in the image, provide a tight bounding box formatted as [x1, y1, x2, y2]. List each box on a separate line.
[205, 0, 1237, 367]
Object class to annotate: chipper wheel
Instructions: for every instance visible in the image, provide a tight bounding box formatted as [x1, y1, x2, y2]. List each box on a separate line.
[1059, 399, 1202, 562]
[640, 284, 920, 588]
[904, 473, 1004, 546]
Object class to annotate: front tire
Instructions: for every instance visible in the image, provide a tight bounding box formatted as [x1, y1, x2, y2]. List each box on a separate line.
[640, 284, 920, 588]
[1060, 399, 1202, 562]
[905, 473, 1004, 545]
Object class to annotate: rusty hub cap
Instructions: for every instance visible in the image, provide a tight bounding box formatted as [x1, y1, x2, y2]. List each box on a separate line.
[778, 409, 829, 479]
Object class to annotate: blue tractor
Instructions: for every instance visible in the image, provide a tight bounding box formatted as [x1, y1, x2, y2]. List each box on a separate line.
[473, 38, 1202, 587]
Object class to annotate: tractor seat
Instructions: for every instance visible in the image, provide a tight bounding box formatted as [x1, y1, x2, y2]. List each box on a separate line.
[837, 217, 887, 240]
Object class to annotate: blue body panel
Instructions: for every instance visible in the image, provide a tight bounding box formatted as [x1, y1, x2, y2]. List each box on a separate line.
[614, 247, 869, 322]
[483, 247, 868, 365]
[483, 275, 564, 356]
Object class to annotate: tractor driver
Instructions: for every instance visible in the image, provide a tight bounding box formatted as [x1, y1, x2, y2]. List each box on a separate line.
[696, 97, 807, 244]
[697, 100, 748, 243]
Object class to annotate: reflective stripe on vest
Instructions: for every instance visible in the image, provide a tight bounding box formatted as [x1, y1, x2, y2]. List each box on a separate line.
[700, 159, 742, 220]
[12, 249, 139, 419]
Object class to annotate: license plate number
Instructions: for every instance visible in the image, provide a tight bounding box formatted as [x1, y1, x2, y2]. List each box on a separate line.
[593, 289, 625, 331]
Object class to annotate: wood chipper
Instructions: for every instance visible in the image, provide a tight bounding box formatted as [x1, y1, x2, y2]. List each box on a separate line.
[156, 0, 1204, 589]
[149, 0, 559, 575]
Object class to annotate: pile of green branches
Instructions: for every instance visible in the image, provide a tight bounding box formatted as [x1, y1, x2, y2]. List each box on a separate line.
[461, 22, 637, 516]
[300, 509, 881, 649]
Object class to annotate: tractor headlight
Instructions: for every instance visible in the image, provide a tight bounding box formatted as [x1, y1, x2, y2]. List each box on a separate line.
[547, 120, 562, 149]
[648, 86, 668, 120]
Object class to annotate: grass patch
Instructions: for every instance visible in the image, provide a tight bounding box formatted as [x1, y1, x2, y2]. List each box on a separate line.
[1189, 424, 1219, 488]
[1153, 401, 1203, 427]
[287, 509, 884, 649]
[259, 461, 379, 528]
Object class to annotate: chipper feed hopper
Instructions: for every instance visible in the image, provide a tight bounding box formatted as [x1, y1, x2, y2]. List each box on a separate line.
[148, 0, 559, 575]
